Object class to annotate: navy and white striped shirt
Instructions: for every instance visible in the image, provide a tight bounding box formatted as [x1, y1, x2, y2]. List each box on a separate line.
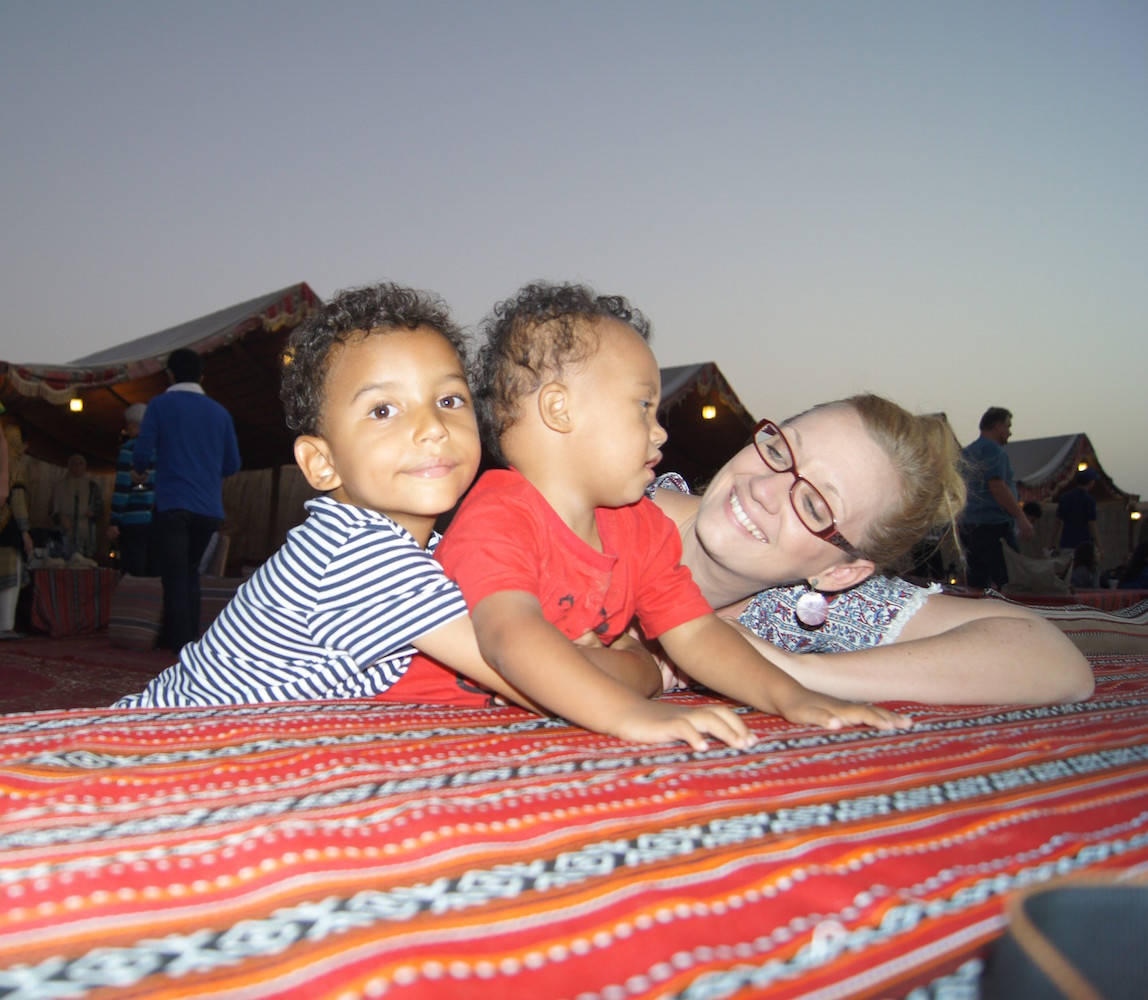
[115, 496, 468, 706]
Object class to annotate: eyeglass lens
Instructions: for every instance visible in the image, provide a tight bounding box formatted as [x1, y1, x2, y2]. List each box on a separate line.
[754, 424, 836, 534]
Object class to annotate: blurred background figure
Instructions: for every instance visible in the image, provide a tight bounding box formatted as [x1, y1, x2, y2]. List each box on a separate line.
[1054, 468, 1103, 566]
[959, 407, 1034, 589]
[1019, 501, 1048, 558]
[1119, 543, 1148, 590]
[50, 453, 104, 561]
[107, 402, 156, 576]
[1071, 541, 1100, 590]
[0, 424, 34, 638]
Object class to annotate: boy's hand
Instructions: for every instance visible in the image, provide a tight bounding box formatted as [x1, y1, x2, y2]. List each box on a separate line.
[612, 699, 755, 752]
[774, 689, 912, 732]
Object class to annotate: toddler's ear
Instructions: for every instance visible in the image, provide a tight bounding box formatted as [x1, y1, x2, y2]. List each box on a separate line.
[294, 435, 341, 492]
[538, 381, 573, 434]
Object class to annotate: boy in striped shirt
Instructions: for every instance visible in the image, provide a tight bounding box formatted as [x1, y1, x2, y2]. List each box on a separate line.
[115, 282, 526, 708]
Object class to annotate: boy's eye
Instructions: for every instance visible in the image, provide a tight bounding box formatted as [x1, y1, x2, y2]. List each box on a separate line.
[370, 403, 398, 419]
[438, 393, 468, 409]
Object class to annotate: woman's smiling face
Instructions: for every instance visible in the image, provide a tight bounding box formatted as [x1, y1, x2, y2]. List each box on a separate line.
[693, 404, 897, 589]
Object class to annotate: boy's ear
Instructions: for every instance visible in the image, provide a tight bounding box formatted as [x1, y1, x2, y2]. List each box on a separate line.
[294, 435, 341, 492]
[537, 381, 573, 434]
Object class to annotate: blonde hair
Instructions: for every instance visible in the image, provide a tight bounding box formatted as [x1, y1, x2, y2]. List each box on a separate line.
[810, 394, 966, 573]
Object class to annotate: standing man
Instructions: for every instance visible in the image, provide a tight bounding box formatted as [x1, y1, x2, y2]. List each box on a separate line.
[134, 348, 240, 653]
[1053, 468, 1104, 563]
[960, 406, 1034, 589]
[108, 402, 155, 577]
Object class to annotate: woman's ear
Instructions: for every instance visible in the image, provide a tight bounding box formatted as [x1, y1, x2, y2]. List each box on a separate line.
[294, 435, 341, 492]
[538, 381, 573, 434]
[814, 558, 876, 594]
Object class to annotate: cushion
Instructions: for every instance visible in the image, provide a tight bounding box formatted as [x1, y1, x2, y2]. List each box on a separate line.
[1000, 541, 1073, 595]
[108, 575, 245, 650]
[107, 575, 163, 650]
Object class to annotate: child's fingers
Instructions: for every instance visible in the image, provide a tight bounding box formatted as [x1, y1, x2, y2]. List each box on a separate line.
[686, 708, 755, 749]
[830, 703, 913, 730]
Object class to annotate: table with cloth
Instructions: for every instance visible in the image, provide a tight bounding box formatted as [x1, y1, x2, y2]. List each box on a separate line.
[1, 639, 1147, 999]
[28, 567, 119, 638]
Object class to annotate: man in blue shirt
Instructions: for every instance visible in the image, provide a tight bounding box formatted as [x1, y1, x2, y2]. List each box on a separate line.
[959, 407, 1034, 589]
[134, 348, 241, 652]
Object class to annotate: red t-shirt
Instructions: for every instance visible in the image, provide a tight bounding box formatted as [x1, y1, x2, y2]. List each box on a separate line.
[381, 468, 712, 706]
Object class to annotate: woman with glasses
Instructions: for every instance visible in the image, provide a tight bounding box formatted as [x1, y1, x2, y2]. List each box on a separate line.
[650, 394, 1095, 706]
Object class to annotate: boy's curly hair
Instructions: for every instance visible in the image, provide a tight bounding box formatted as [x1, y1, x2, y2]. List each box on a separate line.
[280, 282, 465, 436]
[474, 281, 650, 464]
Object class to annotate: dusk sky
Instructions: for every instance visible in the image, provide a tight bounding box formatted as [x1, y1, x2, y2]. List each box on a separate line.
[2, 2, 1145, 495]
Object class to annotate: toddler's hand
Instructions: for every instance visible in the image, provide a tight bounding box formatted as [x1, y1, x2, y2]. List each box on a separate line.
[614, 701, 756, 752]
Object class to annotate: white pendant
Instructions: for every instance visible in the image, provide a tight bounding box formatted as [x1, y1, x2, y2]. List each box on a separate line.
[795, 589, 829, 629]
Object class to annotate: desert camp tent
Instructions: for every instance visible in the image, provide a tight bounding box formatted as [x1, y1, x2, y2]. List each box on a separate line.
[657, 362, 756, 488]
[1, 284, 320, 569]
[0, 283, 319, 471]
[1005, 433, 1141, 561]
[1005, 433, 1133, 506]
[2, 289, 754, 568]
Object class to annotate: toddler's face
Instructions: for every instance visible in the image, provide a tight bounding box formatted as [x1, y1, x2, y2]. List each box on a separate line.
[311, 326, 480, 543]
[564, 319, 668, 508]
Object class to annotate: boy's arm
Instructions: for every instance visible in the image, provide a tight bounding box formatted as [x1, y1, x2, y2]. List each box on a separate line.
[473, 590, 753, 751]
[412, 615, 546, 713]
[659, 615, 911, 731]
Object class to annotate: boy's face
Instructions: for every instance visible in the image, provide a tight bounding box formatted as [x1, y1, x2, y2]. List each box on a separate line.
[297, 326, 480, 544]
[565, 318, 668, 507]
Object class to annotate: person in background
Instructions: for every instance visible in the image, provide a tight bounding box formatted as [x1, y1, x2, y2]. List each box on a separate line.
[50, 453, 103, 561]
[1019, 501, 1048, 558]
[1053, 468, 1103, 565]
[0, 425, 34, 638]
[959, 407, 1033, 589]
[107, 402, 155, 576]
[134, 348, 241, 653]
[1071, 541, 1100, 590]
[1119, 543, 1148, 590]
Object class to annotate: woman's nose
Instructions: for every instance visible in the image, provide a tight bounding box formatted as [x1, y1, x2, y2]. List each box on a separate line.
[751, 468, 790, 514]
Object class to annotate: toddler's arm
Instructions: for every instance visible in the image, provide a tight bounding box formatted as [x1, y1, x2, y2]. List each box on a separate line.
[660, 615, 911, 731]
[573, 630, 663, 698]
[413, 616, 545, 712]
[472, 590, 754, 751]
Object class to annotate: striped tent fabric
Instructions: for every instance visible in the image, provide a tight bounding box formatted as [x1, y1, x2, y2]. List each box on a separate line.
[1, 651, 1146, 999]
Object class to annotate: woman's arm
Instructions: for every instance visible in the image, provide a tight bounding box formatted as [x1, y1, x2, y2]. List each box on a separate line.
[719, 593, 1094, 705]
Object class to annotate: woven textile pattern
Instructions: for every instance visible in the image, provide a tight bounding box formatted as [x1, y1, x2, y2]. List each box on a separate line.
[1, 654, 1145, 999]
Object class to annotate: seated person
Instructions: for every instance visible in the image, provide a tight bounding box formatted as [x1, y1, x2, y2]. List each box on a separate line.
[405, 282, 908, 748]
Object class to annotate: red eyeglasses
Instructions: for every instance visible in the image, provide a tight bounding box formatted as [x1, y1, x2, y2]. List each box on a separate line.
[752, 420, 867, 561]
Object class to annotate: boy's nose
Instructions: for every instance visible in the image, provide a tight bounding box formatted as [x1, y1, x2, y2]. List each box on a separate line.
[413, 408, 449, 441]
[652, 420, 668, 447]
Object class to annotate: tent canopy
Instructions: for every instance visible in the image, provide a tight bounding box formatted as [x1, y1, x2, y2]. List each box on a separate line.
[656, 362, 756, 488]
[2, 287, 753, 491]
[0, 283, 319, 471]
[1005, 433, 1135, 505]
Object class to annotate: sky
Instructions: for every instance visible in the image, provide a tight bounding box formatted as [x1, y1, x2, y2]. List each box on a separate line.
[2, 1, 1145, 496]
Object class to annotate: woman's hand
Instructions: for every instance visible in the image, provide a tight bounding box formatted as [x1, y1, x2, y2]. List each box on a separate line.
[771, 687, 912, 731]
